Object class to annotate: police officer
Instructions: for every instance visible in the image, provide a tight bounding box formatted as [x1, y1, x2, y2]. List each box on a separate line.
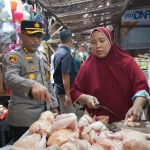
[2, 20, 59, 142]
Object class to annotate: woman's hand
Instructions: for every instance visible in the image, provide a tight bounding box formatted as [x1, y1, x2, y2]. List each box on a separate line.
[86, 95, 100, 109]
[125, 105, 142, 122]
[126, 97, 147, 122]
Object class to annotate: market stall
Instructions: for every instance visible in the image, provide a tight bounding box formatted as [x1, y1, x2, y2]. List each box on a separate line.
[0, 111, 150, 150]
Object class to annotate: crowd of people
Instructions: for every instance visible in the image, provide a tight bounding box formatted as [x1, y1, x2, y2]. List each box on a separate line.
[2, 19, 150, 145]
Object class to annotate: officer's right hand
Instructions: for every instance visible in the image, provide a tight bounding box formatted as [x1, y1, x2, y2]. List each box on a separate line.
[30, 82, 52, 105]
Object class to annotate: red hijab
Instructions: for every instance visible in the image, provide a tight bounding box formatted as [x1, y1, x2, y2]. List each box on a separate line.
[71, 27, 148, 123]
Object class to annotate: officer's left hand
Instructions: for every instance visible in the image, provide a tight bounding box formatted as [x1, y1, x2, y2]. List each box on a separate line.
[51, 107, 59, 115]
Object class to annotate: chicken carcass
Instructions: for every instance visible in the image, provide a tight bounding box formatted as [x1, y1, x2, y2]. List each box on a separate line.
[96, 115, 109, 125]
[107, 129, 150, 150]
[29, 120, 53, 137]
[82, 121, 106, 134]
[68, 137, 105, 150]
[124, 115, 140, 127]
[44, 144, 59, 150]
[47, 129, 79, 147]
[78, 113, 93, 131]
[59, 142, 76, 150]
[96, 130, 113, 140]
[13, 133, 47, 149]
[68, 137, 91, 150]
[95, 138, 125, 150]
[39, 111, 55, 123]
[53, 113, 78, 131]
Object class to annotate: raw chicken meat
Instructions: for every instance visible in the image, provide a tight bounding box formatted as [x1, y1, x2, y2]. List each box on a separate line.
[124, 115, 140, 127]
[59, 142, 76, 150]
[53, 113, 78, 131]
[96, 115, 109, 125]
[89, 129, 100, 144]
[68, 137, 91, 150]
[95, 138, 125, 150]
[68, 137, 105, 150]
[13, 133, 47, 149]
[29, 120, 53, 137]
[95, 130, 113, 142]
[78, 113, 93, 131]
[82, 121, 106, 134]
[39, 111, 55, 123]
[44, 144, 59, 150]
[80, 131, 90, 143]
[47, 129, 79, 147]
[34, 133, 47, 150]
[107, 129, 150, 150]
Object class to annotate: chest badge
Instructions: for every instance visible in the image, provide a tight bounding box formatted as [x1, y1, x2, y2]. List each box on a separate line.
[8, 55, 18, 64]
[28, 74, 35, 80]
[25, 56, 33, 60]
[30, 66, 35, 70]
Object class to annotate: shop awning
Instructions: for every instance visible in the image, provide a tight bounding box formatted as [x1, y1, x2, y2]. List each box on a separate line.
[36, 0, 131, 32]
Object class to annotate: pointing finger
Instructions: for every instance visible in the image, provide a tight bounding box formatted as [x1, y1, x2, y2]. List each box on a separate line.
[45, 92, 52, 105]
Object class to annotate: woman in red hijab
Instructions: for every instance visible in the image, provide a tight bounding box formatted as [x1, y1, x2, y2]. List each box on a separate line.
[70, 27, 149, 123]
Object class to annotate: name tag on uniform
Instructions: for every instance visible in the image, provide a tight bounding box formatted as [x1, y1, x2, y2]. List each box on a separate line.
[28, 60, 34, 64]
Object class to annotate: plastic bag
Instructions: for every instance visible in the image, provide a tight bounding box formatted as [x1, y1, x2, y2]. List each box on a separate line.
[0, 0, 12, 22]
[0, 0, 5, 9]
[2, 22, 15, 35]
[0, 145, 26, 150]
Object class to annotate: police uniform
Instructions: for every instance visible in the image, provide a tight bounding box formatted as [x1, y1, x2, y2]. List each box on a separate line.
[2, 20, 58, 128]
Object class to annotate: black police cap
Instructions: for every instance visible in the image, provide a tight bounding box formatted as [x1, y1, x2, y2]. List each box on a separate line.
[21, 20, 45, 35]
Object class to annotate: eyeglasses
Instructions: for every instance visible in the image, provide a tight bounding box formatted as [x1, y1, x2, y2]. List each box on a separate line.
[21, 32, 43, 40]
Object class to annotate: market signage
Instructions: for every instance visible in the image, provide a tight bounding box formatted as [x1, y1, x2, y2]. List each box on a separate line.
[121, 28, 150, 50]
[122, 8, 150, 22]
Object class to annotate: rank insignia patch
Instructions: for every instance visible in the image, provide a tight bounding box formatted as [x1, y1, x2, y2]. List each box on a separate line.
[23, 47, 29, 53]
[8, 55, 18, 64]
[28, 74, 35, 80]
[25, 56, 33, 60]
[30, 66, 35, 70]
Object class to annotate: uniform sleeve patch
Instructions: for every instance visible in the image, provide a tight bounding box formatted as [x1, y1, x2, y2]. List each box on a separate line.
[8, 55, 18, 64]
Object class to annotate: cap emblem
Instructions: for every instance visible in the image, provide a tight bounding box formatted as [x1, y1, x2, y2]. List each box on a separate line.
[34, 22, 40, 28]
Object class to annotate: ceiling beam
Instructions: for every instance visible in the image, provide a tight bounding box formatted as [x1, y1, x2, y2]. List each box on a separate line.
[62, 11, 122, 24]
[56, 2, 126, 18]
[46, 0, 94, 8]
[36, 0, 67, 29]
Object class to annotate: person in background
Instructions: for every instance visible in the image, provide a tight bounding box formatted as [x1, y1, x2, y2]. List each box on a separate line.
[72, 52, 80, 76]
[50, 43, 61, 88]
[50, 52, 55, 88]
[2, 20, 59, 142]
[70, 27, 150, 123]
[87, 51, 92, 58]
[53, 29, 76, 114]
